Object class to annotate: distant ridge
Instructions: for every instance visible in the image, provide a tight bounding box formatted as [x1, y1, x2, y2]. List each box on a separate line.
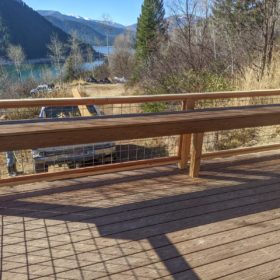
[38, 10, 132, 46]
[0, 0, 99, 60]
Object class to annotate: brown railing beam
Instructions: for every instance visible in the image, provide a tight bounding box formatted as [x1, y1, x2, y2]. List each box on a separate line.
[1, 89, 280, 108]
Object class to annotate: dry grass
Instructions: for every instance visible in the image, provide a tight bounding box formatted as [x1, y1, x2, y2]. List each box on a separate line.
[81, 83, 138, 98]
[209, 56, 280, 151]
[237, 53, 280, 90]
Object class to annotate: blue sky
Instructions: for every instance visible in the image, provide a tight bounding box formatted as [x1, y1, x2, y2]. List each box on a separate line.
[23, 0, 145, 26]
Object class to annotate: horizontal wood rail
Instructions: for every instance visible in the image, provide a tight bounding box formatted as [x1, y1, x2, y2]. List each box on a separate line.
[0, 157, 180, 187]
[1, 89, 280, 108]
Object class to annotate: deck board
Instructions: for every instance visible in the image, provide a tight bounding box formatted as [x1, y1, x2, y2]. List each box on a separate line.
[1, 151, 280, 279]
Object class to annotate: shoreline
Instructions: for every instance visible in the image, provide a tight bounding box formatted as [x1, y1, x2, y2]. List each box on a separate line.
[0, 58, 52, 66]
[0, 45, 111, 66]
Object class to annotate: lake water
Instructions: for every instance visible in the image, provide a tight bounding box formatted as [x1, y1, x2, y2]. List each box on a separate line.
[94, 46, 113, 57]
[3, 46, 113, 82]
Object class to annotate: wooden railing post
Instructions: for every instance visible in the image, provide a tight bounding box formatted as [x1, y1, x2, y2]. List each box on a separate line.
[189, 133, 204, 178]
[178, 99, 195, 169]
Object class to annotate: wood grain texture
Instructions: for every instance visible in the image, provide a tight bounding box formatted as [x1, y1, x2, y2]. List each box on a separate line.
[72, 87, 92, 117]
[189, 133, 204, 178]
[1, 105, 280, 152]
[1, 89, 280, 108]
[1, 152, 280, 279]
[178, 100, 195, 169]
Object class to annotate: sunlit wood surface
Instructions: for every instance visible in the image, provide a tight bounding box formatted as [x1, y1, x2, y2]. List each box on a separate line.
[0, 151, 280, 280]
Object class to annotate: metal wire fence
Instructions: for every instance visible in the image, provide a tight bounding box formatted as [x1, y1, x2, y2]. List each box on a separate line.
[0, 136, 179, 179]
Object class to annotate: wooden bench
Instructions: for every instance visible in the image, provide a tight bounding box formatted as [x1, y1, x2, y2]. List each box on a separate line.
[1, 104, 280, 179]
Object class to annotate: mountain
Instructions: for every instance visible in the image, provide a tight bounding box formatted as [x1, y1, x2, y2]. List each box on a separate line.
[0, 0, 98, 60]
[167, 15, 202, 31]
[125, 15, 202, 33]
[126, 24, 137, 32]
[38, 10, 130, 46]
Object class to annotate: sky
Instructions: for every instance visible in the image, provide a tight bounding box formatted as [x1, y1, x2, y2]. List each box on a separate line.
[23, 0, 145, 26]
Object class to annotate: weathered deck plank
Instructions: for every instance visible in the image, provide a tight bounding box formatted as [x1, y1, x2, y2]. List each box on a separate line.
[0, 151, 280, 279]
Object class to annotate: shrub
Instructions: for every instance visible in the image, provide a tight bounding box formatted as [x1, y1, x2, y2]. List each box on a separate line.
[109, 33, 135, 79]
[93, 61, 110, 80]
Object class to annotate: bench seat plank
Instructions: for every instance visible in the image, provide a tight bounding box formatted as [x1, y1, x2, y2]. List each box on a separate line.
[0, 105, 280, 152]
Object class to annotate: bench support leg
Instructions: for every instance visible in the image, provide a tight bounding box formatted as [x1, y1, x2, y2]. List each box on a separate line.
[178, 99, 195, 170]
[189, 133, 204, 178]
[178, 134, 192, 169]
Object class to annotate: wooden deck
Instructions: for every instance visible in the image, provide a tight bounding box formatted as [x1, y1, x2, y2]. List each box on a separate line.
[1, 151, 280, 280]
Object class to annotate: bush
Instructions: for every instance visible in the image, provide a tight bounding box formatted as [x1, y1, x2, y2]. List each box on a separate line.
[93, 61, 110, 80]
[63, 56, 77, 82]
[142, 70, 231, 96]
[109, 33, 135, 79]
[139, 70, 231, 113]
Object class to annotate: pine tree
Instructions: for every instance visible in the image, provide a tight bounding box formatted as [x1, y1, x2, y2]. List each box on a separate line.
[136, 0, 167, 62]
[213, 0, 262, 33]
[213, 0, 278, 77]
[0, 17, 9, 55]
[63, 56, 76, 82]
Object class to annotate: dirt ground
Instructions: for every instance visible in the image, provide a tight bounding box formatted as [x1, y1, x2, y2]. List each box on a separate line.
[81, 83, 137, 98]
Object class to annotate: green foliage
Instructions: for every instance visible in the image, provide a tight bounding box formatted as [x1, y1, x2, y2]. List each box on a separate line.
[143, 70, 231, 96]
[212, 0, 274, 77]
[213, 0, 263, 25]
[140, 71, 231, 113]
[136, 0, 167, 62]
[141, 102, 167, 113]
[213, 0, 263, 41]
[63, 56, 76, 82]
[93, 61, 110, 80]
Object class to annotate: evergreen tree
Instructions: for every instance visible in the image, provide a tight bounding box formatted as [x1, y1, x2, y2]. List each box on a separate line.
[63, 56, 76, 82]
[0, 17, 9, 55]
[213, 0, 262, 36]
[213, 0, 279, 77]
[136, 0, 167, 62]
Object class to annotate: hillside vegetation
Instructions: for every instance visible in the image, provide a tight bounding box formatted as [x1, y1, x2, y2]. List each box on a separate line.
[0, 0, 98, 60]
[39, 10, 130, 46]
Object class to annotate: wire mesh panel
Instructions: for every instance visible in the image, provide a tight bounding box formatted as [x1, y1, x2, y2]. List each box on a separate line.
[98, 101, 182, 116]
[203, 125, 280, 153]
[0, 136, 179, 179]
[197, 96, 280, 109]
[0, 105, 99, 121]
[195, 96, 280, 154]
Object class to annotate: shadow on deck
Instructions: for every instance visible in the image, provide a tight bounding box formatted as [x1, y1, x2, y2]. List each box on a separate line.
[1, 152, 280, 279]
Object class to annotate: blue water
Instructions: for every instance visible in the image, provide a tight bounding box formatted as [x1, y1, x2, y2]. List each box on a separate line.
[94, 46, 113, 56]
[3, 46, 113, 82]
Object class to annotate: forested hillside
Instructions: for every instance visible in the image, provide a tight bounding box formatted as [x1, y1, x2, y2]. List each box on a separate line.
[0, 0, 98, 60]
[39, 10, 128, 46]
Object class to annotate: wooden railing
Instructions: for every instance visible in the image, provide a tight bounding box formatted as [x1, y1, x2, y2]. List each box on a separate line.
[1, 88, 280, 186]
[1, 88, 280, 108]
